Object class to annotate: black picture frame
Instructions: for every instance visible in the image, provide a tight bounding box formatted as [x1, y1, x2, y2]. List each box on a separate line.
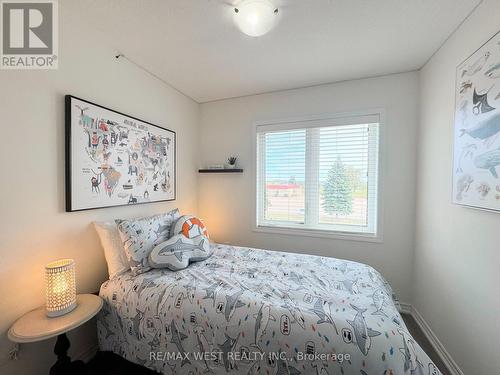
[65, 95, 176, 212]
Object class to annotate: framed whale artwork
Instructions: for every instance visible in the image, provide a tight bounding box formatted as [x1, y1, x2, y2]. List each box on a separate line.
[453, 30, 500, 212]
[65, 95, 176, 212]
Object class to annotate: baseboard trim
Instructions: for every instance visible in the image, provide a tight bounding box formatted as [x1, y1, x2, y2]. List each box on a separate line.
[400, 302, 464, 375]
[399, 302, 412, 315]
[75, 344, 98, 363]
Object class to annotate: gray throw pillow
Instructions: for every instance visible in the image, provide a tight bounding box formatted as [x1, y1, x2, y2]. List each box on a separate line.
[116, 208, 180, 275]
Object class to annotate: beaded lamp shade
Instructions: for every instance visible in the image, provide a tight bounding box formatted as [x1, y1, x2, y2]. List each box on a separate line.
[45, 259, 77, 317]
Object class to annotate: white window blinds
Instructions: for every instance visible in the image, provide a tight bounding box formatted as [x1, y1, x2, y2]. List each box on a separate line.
[256, 114, 380, 237]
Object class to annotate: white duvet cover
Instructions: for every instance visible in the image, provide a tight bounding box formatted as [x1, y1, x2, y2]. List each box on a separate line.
[98, 244, 441, 375]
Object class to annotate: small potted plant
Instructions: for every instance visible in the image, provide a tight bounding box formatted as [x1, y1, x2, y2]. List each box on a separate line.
[227, 156, 238, 169]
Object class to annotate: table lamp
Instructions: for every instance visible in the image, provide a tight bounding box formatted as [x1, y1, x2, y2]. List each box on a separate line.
[45, 259, 77, 317]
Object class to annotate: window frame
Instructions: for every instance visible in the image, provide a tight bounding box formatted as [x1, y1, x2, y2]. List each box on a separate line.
[252, 110, 385, 243]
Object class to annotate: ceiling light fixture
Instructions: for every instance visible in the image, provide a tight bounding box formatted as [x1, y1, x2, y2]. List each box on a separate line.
[234, 0, 279, 37]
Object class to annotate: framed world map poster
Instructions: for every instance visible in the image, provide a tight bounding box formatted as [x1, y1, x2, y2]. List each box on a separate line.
[65, 95, 176, 212]
[453, 30, 500, 212]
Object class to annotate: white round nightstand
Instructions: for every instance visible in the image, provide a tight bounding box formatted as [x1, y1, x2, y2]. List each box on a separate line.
[8, 294, 103, 375]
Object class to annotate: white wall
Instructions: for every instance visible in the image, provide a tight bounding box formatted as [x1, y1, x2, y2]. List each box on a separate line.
[199, 72, 419, 302]
[413, 0, 500, 374]
[0, 2, 199, 374]
[414, 1, 500, 374]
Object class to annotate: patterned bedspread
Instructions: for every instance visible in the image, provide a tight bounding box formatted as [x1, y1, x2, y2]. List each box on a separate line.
[98, 244, 441, 375]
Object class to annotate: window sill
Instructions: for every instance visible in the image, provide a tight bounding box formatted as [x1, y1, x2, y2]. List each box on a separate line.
[253, 225, 383, 243]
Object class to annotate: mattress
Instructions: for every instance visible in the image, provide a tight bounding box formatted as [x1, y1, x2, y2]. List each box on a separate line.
[98, 244, 442, 374]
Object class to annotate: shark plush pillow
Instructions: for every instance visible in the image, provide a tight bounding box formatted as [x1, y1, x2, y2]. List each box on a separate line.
[148, 234, 212, 271]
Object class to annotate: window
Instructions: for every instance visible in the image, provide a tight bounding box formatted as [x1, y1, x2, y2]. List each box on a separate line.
[255, 113, 380, 238]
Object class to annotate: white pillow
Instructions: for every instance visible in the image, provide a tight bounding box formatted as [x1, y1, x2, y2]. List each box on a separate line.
[94, 221, 130, 279]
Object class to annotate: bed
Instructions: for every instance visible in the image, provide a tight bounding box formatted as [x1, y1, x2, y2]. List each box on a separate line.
[98, 244, 442, 375]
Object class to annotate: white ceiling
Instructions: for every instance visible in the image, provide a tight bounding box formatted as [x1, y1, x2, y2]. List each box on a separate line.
[73, 0, 482, 103]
